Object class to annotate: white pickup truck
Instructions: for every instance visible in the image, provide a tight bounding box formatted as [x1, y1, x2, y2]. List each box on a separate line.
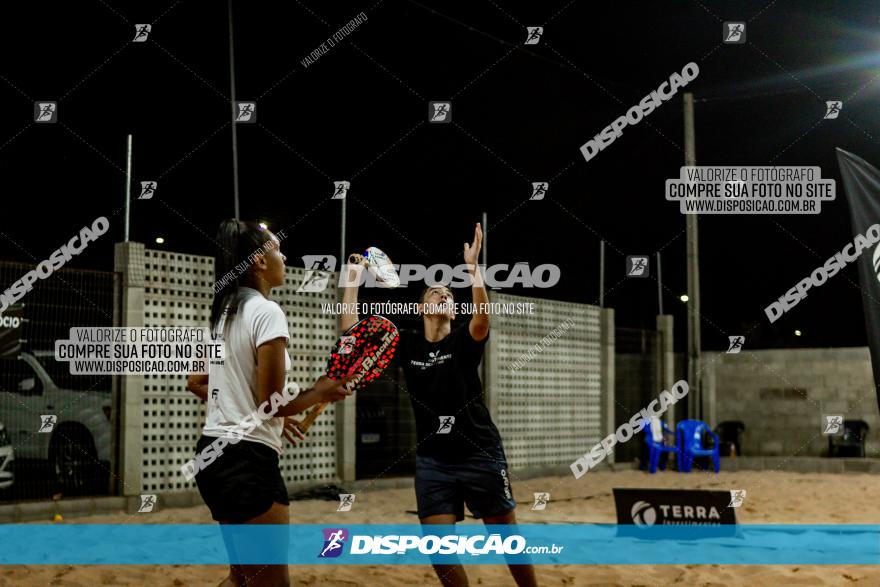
[0, 421, 13, 491]
[0, 352, 112, 494]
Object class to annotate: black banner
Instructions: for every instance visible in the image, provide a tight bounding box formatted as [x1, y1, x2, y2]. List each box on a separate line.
[613, 488, 738, 536]
[837, 148, 880, 411]
[0, 303, 24, 358]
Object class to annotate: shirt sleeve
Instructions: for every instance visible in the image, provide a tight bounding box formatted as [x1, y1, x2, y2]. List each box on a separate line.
[252, 301, 290, 348]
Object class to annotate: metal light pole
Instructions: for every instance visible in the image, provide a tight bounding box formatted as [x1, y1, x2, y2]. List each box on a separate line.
[124, 134, 132, 241]
[228, 0, 240, 219]
[599, 240, 605, 307]
[683, 92, 702, 420]
[340, 194, 347, 306]
[656, 251, 663, 315]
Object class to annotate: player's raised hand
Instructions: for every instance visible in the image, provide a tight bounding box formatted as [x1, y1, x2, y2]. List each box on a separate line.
[312, 375, 353, 403]
[464, 222, 482, 267]
[348, 253, 368, 266]
[343, 253, 368, 288]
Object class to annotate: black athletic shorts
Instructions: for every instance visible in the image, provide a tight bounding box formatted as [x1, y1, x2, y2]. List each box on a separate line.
[194, 435, 290, 523]
[414, 448, 516, 521]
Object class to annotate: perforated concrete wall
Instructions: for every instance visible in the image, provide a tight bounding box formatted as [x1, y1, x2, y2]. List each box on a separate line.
[141, 249, 338, 493]
[487, 293, 602, 469]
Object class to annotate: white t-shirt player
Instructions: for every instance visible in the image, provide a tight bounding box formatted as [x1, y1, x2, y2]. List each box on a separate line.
[202, 287, 291, 453]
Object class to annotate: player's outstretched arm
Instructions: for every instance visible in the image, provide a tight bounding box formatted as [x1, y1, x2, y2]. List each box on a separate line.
[274, 375, 353, 418]
[340, 253, 367, 332]
[256, 338, 352, 417]
[465, 222, 489, 341]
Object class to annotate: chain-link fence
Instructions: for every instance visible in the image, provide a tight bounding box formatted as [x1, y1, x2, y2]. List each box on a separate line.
[614, 326, 660, 465]
[0, 261, 120, 502]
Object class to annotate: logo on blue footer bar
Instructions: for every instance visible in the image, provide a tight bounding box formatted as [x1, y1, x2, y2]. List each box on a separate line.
[319, 528, 348, 558]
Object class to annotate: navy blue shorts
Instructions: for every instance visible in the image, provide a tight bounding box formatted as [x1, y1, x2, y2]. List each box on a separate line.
[415, 450, 516, 521]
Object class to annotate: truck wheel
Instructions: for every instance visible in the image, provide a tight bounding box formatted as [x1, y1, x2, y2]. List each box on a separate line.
[49, 426, 97, 496]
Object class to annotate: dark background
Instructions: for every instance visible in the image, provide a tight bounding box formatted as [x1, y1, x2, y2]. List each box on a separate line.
[1, 0, 879, 351]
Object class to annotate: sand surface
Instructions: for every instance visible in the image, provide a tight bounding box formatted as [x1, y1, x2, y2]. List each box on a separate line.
[2, 469, 879, 586]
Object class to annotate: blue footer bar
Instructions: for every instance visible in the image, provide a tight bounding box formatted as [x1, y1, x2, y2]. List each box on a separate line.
[0, 524, 878, 565]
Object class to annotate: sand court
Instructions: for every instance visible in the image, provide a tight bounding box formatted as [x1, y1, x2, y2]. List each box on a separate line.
[3, 469, 878, 586]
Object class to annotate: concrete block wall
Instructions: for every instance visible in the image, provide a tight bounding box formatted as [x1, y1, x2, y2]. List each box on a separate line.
[486, 293, 604, 470]
[706, 347, 880, 457]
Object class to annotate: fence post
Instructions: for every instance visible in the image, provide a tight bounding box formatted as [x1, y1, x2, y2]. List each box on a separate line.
[656, 315, 675, 431]
[335, 388, 356, 483]
[113, 242, 145, 496]
[332, 274, 356, 483]
[335, 403, 356, 483]
[704, 353, 717, 427]
[599, 308, 616, 464]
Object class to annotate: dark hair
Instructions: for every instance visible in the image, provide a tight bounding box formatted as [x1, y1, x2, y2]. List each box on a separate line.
[210, 219, 274, 331]
[420, 284, 454, 303]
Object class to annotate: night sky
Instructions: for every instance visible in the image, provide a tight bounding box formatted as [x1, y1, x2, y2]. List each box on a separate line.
[1, 0, 880, 351]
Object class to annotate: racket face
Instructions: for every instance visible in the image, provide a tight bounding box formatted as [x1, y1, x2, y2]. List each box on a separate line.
[327, 315, 399, 392]
[364, 247, 400, 289]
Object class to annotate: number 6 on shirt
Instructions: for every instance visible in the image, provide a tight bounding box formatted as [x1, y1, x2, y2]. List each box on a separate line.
[297, 315, 400, 434]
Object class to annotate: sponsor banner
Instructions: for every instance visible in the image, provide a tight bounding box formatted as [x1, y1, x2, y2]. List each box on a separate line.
[1, 525, 880, 564]
[0, 303, 24, 358]
[614, 488, 737, 536]
[837, 149, 880, 409]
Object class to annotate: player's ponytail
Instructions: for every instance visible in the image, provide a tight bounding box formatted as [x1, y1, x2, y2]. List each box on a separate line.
[210, 219, 273, 331]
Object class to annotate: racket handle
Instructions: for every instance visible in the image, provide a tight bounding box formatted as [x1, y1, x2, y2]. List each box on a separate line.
[297, 402, 330, 434]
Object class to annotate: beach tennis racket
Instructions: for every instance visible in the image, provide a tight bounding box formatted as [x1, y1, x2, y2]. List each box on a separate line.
[361, 246, 400, 288]
[297, 315, 399, 434]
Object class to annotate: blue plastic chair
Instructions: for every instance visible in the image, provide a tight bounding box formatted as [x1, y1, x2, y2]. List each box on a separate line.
[644, 418, 679, 473]
[677, 419, 720, 473]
